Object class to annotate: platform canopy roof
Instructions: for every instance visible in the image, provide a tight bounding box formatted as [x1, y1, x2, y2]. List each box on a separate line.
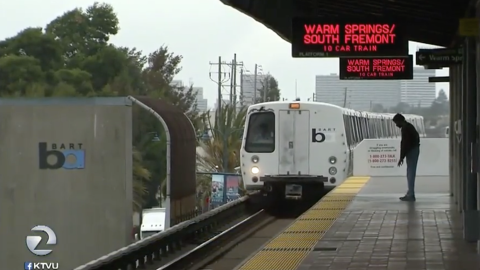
[221, 0, 473, 47]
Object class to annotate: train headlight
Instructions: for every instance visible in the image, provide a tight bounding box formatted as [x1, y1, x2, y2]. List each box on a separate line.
[329, 167, 337, 175]
[251, 155, 259, 163]
[329, 156, 337, 164]
[251, 167, 259, 174]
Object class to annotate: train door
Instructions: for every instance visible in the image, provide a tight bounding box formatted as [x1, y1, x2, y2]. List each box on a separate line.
[294, 110, 310, 174]
[277, 110, 310, 175]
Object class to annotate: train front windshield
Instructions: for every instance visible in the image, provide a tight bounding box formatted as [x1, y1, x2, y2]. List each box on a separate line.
[245, 112, 275, 153]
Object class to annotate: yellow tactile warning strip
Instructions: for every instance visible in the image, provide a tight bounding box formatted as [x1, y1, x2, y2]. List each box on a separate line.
[238, 176, 370, 270]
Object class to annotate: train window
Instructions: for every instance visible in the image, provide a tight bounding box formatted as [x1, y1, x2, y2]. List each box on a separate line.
[351, 116, 358, 144]
[343, 114, 352, 147]
[359, 117, 365, 141]
[357, 116, 363, 141]
[354, 116, 361, 141]
[370, 119, 375, 138]
[388, 121, 393, 137]
[245, 112, 275, 153]
[363, 117, 369, 139]
[380, 118, 384, 137]
[356, 116, 362, 142]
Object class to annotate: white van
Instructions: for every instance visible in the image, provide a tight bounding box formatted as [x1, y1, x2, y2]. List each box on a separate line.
[135, 207, 166, 241]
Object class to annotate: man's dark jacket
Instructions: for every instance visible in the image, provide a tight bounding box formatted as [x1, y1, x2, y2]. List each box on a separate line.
[400, 122, 420, 160]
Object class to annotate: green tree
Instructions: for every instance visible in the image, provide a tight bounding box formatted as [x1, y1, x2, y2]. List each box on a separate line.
[45, 2, 119, 59]
[391, 102, 411, 113]
[132, 147, 152, 212]
[426, 89, 449, 125]
[197, 104, 246, 173]
[0, 55, 45, 95]
[0, 27, 63, 72]
[196, 104, 247, 200]
[0, 2, 208, 211]
[256, 74, 281, 103]
[371, 103, 384, 113]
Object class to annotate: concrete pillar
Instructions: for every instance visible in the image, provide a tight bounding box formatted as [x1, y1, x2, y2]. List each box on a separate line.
[476, 5, 480, 250]
[463, 36, 479, 242]
[449, 71, 454, 197]
[455, 63, 463, 212]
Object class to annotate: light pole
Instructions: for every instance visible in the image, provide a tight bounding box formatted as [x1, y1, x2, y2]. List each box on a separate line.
[146, 132, 160, 142]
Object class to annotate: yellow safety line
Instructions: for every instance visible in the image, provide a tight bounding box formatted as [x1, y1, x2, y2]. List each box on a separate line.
[238, 176, 370, 270]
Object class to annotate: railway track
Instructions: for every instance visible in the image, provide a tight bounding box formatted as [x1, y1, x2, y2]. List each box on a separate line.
[160, 199, 320, 270]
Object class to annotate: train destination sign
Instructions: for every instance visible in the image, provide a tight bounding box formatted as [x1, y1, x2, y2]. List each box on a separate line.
[339, 55, 413, 80]
[292, 17, 408, 58]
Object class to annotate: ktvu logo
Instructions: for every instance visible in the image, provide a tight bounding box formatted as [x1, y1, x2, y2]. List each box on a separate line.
[38, 142, 85, 170]
[25, 225, 59, 270]
[26, 225, 57, 256]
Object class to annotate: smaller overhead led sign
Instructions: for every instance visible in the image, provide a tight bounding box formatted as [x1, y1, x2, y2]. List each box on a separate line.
[339, 55, 413, 80]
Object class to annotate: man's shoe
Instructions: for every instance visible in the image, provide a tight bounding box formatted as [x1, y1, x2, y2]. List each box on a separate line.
[399, 195, 416, 201]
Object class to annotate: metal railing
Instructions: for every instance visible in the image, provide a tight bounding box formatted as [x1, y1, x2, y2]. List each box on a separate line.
[74, 194, 256, 270]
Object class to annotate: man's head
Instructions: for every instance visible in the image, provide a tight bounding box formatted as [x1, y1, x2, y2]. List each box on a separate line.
[392, 113, 406, 128]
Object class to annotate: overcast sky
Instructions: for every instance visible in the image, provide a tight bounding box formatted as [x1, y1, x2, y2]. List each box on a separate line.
[2, 0, 450, 107]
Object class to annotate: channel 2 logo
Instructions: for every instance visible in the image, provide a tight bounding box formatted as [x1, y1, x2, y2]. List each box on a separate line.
[25, 226, 59, 269]
[26, 225, 57, 256]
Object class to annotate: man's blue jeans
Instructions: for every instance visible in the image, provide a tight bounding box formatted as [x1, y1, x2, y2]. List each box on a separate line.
[406, 146, 420, 196]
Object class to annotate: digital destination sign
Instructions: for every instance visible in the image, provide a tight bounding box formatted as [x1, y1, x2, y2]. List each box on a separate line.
[339, 55, 413, 80]
[291, 17, 408, 58]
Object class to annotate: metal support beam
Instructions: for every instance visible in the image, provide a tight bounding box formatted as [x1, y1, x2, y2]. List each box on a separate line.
[449, 72, 455, 197]
[455, 63, 463, 212]
[475, 0, 480, 251]
[429, 76, 450, 82]
[463, 37, 479, 242]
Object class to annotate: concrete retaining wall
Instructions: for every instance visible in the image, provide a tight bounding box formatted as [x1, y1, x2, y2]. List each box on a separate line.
[0, 98, 133, 269]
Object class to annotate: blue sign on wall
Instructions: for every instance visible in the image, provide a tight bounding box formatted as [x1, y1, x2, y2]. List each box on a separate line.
[38, 142, 85, 170]
[210, 173, 241, 208]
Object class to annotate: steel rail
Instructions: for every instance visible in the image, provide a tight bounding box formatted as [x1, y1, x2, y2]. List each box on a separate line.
[156, 209, 273, 270]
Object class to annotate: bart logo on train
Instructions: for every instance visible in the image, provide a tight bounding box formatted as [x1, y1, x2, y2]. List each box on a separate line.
[312, 128, 336, 143]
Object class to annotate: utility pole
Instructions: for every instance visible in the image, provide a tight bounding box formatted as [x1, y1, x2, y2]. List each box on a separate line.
[343, 87, 348, 107]
[209, 55, 244, 174]
[253, 64, 258, 104]
[229, 55, 235, 105]
[209, 57, 230, 127]
[232, 54, 237, 106]
[263, 74, 268, 102]
[239, 69, 244, 107]
[223, 54, 243, 107]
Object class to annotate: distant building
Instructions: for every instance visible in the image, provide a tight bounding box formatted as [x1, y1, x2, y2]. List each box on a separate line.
[315, 68, 436, 111]
[400, 68, 436, 108]
[169, 80, 208, 112]
[192, 87, 208, 112]
[240, 74, 267, 106]
[315, 74, 400, 111]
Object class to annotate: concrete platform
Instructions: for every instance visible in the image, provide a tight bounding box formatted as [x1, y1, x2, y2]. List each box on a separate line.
[296, 176, 480, 270]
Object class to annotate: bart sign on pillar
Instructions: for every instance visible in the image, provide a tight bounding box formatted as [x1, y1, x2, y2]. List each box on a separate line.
[38, 142, 85, 169]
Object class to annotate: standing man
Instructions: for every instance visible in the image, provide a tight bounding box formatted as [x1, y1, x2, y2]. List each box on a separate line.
[393, 113, 420, 201]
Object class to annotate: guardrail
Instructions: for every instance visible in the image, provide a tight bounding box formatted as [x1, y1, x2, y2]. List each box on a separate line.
[74, 194, 259, 270]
